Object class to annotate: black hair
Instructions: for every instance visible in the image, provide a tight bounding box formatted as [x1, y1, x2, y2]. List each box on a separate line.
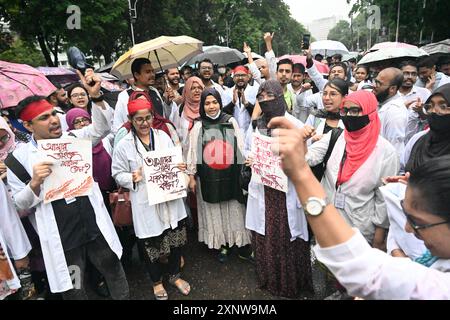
[332, 54, 343, 62]
[314, 54, 324, 61]
[277, 58, 294, 71]
[66, 83, 88, 99]
[417, 56, 437, 70]
[324, 78, 349, 96]
[50, 80, 63, 90]
[15, 95, 48, 120]
[164, 67, 179, 75]
[400, 60, 417, 70]
[131, 58, 151, 79]
[181, 65, 193, 74]
[348, 58, 357, 64]
[437, 56, 450, 67]
[409, 155, 450, 221]
[198, 58, 214, 69]
[292, 63, 306, 74]
[330, 62, 348, 76]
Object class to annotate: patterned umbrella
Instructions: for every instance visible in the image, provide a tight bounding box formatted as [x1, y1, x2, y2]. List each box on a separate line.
[0, 61, 56, 109]
[277, 55, 330, 75]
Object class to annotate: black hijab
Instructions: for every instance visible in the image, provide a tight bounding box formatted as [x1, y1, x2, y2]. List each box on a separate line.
[406, 83, 450, 172]
[199, 88, 230, 124]
[256, 80, 287, 131]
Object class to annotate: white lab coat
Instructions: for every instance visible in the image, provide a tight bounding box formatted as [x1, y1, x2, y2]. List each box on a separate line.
[307, 63, 328, 92]
[288, 84, 313, 123]
[306, 132, 399, 242]
[416, 72, 450, 93]
[244, 113, 309, 242]
[400, 130, 428, 173]
[314, 230, 450, 299]
[112, 129, 187, 240]
[0, 180, 32, 299]
[304, 115, 345, 143]
[306, 91, 325, 112]
[7, 103, 122, 294]
[381, 182, 427, 259]
[399, 86, 431, 142]
[222, 84, 259, 134]
[378, 93, 409, 159]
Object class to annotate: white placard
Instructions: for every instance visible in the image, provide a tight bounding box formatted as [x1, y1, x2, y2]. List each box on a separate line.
[142, 146, 187, 206]
[38, 138, 93, 204]
[251, 133, 288, 193]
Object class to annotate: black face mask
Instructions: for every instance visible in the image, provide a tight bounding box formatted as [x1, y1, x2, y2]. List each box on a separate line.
[428, 113, 450, 135]
[259, 98, 286, 121]
[342, 115, 370, 132]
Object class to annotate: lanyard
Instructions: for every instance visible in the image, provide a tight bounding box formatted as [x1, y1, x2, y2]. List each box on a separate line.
[336, 150, 347, 190]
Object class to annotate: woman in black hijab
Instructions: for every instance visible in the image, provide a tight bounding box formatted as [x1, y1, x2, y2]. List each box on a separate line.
[187, 88, 252, 263]
[246, 80, 314, 298]
[405, 83, 450, 172]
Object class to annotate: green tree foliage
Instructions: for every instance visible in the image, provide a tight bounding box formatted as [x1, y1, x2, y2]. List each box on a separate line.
[349, 0, 449, 45]
[0, 38, 46, 66]
[134, 0, 309, 56]
[0, 0, 130, 66]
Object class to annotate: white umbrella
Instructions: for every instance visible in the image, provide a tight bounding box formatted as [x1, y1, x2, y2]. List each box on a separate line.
[359, 47, 429, 65]
[421, 39, 450, 55]
[242, 52, 264, 60]
[111, 35, 203, 80]
[311, 40, 349, 57]
[369, 42, 417, 52]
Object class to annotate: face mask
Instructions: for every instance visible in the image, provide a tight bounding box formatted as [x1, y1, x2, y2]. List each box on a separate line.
[206, 110, 221, 120]
[342, 115, 370, 132]
[218, 68, 226, 75]
[259, 98, 286, 121]
[428, 113, 450, 134]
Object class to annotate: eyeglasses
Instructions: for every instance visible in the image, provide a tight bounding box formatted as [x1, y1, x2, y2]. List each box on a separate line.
[403, 72, 418, 78]
[323, 91, 341, 99]
[73, 117, 90, 126]
[340, 107, 363, 117]
[70, 92, 88, 99]
[257, 93, 276, 103]
[0, 133, 10, 145]
[133, 115, 153, 125]
[401, 200, 450, 232]
[423, 103, 450, 114]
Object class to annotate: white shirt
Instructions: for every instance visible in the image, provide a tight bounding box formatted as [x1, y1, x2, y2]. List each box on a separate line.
[288, 84, 313, 123]
[244, 113, 309, 242]
[7, 102, 122, 293]
[399, 86, 431, 143]
[378, 93, 409, 159]
[112, 130, 187, 239]
[222, 84, 259, 134]
[314, 230, 450, 299]
[415, 72, 450, 93]
[307, 63, 328, 92]
[306, 132, 399, 242]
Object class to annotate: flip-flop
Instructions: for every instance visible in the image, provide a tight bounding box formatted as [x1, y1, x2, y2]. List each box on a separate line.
[153, 286, 169, 300]
[169, 278, 191, 296]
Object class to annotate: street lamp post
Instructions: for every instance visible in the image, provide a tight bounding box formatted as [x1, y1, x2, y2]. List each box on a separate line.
[128, 0, 138, 46]
[395, 0, 401, 42]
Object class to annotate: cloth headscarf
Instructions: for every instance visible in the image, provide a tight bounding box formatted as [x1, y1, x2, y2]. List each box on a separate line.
[337, 90, 381, 186]
[199, 88, 230, 124]
[65, 108, 115, 191]
[127, 91, 174, 137]
[256, 80, 287, 131]
[406, 83, 450, 172]
[0, 116, 16, 161]
[182, 76, 205, 126]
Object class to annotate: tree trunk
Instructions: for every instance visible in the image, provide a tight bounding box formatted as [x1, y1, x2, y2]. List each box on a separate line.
[37, 33, 54, 67]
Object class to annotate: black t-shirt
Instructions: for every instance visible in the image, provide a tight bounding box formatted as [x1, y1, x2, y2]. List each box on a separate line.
[51, 196, 101, 252]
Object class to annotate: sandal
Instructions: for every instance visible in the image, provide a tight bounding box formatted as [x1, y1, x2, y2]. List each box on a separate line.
[169, 277, 191, 296]
[153, 283, 168, 301]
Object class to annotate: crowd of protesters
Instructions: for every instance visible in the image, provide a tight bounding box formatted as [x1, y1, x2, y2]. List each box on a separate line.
[1, 31, 450, 301]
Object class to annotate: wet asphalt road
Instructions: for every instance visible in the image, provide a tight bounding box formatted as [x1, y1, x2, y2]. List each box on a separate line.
[87, 231, 336, 301]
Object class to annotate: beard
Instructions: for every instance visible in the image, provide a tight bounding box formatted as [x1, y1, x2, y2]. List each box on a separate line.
[376, 88, 390, 103]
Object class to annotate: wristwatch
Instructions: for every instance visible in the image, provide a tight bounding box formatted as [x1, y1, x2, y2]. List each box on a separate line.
[304, 197, 327, 216]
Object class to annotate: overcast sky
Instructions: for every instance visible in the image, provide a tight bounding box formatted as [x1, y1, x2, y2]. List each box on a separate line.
[285, 0, 355, 25]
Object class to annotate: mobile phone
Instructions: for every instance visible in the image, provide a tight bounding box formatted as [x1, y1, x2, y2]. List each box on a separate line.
[302, 34, 311, 50]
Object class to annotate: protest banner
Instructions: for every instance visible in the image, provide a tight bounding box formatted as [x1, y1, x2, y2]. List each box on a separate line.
[251, 132, 288, 193]
[142, 146, 187, 206]
[38, 138, 93, 204]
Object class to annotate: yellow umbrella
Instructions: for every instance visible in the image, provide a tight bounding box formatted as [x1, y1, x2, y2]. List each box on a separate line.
[111, 35, 203, 80]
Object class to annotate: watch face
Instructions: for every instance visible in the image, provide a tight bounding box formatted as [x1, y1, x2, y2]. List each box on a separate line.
[306, 199, 323, 216]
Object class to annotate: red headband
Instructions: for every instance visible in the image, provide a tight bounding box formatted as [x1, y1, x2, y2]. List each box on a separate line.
[19, 100, 53, 122]
[128, 99, 153, 116]
[233, 66, 249, 75]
